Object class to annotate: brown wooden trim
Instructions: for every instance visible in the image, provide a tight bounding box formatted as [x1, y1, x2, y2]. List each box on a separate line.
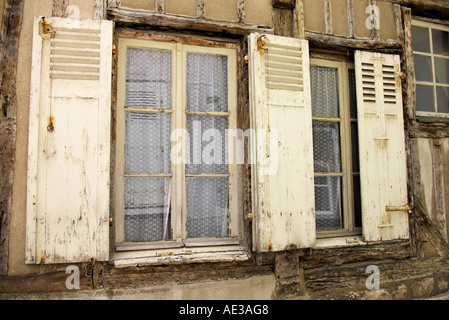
[0, 0, 24, 276]
[107, 7, 274, 36]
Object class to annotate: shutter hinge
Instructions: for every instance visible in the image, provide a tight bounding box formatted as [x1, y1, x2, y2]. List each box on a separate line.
[257, 35, 267, 55]
[39, 17, 55, 40]
[386, 205, 412, 214]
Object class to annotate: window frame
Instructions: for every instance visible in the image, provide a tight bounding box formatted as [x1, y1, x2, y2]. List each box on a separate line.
[114, 37, 239, 253]
[310, 58, 361, 239]
[412, 19, 449, 119]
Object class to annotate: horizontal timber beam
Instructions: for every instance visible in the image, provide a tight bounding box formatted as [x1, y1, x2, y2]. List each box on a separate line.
[305, 31, 403, 53]
[107, 7, 274, 36]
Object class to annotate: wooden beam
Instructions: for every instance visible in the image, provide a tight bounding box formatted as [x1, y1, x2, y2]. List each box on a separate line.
[272, 0, 296, 10]
[305, 31, 402, 52]
[0, 0, 24, 276]
[294, 0, 305, 38]
[155, 0, 164, 14]
[347, 0, 355, 38]
[324, 0, 333, 35]
[382, 0, 449, 19]
[107, 7, 274, 36]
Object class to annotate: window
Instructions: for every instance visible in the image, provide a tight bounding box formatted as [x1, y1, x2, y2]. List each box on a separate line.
[310, 59, 362, 237]
[115, 38, 238, 251]
[412, 20, 449, 116]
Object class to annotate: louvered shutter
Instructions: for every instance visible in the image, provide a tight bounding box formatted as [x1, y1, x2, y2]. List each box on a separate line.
[249, 33, 316, 252]
[354, 51, 409, 242]
[26, 17, 113, 264]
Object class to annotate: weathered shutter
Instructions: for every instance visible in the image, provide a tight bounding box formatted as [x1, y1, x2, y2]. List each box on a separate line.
[249, 33, 316, 252]
[354, 51, 409, 242]
[26, 17, 113, 264]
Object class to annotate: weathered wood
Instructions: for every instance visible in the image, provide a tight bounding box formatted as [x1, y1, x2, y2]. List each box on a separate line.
[107, 7, 274, 36]
[355, 51, 409, 241]
[155, 0, 164, 14]
[26, 17, 113, 264]
[383, 0, 449, 20]
[324, 0, 333, 35]
[249, 34, 316, 252]
[197, 0, 205, 19]
[0, 0, 23, 276]
[304, 257, 449, 299]
[52, 0, 68, 17]
[414, 198, 449, 258]
[272, 7, 293, 37]
[94, 0, 105, 20]
[346, 0, 355, 38]
[305, 31, 402, 52]
[294, 0, 305, 38]
[272, 0, 295, 10]
[237, 0, 245, 23]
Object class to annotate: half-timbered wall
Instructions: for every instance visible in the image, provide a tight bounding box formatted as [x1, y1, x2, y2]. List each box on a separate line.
[1, 0, 449, 300]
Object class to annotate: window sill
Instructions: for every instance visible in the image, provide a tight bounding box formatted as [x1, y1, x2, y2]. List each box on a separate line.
[315, 235, 366, 248]
[416, 112, 449, 123]
[111, 245, 249, 268]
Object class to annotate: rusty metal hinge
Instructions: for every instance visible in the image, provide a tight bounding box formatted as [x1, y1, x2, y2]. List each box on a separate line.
[386, 205, 412, 214]
[257, 35, 267, 55]
[39, 17, 54, 40]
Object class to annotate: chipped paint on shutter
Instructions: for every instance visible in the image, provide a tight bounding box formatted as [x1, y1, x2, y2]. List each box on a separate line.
[26, 17, 113, 264]
[249, 33, 316, 253]
[355, 51, 409, 242]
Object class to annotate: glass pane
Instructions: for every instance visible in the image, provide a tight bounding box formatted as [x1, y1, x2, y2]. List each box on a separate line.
[312, 121, 341, 173]
[351, 122, 360, 173]
[186, 114, 229, 174]
[187, 177, 229, 238]
[412, 25, 430, 53]
[315, 176, 343, 232]
[126, 48, 171, 109]
[186, 53, 228, 112]
[311, 66, 340, 118]
[416, 84, 435, 112]
[124, 177, 172, 242]
[437, 86, 449, 113]
[413, 54, 433, 82]
[125, 112, 171, 174]
[432, 28, 449, 56]
[434, 57, 449, 84]
[348, 69, 357, 119]
[353, 175, 362, 228]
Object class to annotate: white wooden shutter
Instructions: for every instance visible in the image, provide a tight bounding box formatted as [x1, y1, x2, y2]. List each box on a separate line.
[26, 17, 113, 264]
[249, 33, 316, 252]
[355, 51, 409, 242]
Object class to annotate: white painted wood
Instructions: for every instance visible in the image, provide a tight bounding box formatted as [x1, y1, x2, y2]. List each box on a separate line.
[355, 51, 409, 242]
[249, 33, 316, 252]
[26, 17, 113, 264]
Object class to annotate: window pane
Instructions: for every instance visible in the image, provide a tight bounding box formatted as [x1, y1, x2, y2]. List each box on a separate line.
[187, 177, 229, 238]
[125, 112, 171, 174]
[434, 57, 449, 84]
[124, 177, 172, 242]
[416, 84, 435, 112]
[186, 53, 228, 112]
[126, 48, 171, 109]
[315, 176, 343, 232]
[351, 122, 360, 173]
[311, 66, 340, 118]
[186, 114, 229, 175]
[412, 25, 431, 53]
[353, 175, 362, 228]
[414, 54, 433, 82]
[436, 86, 449, 113]
[348, 69, 357, 119]
[432, 29, 449, 56]
[312, 121, 341, 173]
